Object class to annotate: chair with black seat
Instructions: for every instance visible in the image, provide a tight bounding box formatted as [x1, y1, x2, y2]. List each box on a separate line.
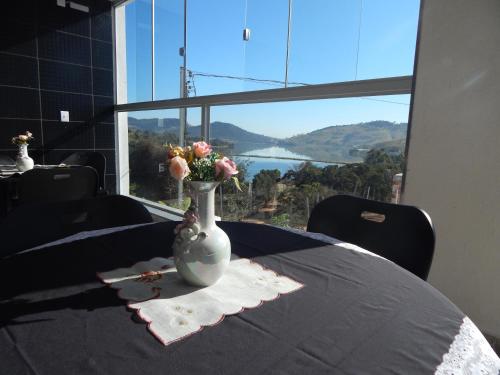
[61, 151, 106, 192]
[0, 195, 153, 257]
[307, 194, 435, 280]
[16, 166, 98, 206]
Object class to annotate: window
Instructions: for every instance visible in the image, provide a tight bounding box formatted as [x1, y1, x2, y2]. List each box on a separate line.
[114, 0, 420, 226]
[210, 95, 409, 227]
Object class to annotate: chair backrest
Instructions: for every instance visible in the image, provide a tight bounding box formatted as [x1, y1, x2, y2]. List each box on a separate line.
[0, 154, 15, 165]
[61, 152, 106, 191]
[0, 195, 153, 257]
[17, 166, 98, 205]
[307, 194, 435, 280]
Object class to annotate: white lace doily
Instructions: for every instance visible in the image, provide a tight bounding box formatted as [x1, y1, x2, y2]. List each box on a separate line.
[98, 256, 303, 345]
[435, 317, 500, 374]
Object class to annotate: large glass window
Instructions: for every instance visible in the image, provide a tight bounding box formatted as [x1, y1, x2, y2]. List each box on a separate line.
[114, 0, 420, 224]
[116, 0, 420, 102]
[210, 95, 409, 227]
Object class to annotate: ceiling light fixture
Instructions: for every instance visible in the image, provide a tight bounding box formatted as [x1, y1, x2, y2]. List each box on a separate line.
[56, 0, 90, 13]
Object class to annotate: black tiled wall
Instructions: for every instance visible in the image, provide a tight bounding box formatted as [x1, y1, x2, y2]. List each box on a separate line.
[0, 0, 116, 193]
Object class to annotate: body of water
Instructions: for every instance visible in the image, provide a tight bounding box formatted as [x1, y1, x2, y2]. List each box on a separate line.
[235, 146, 335, 180]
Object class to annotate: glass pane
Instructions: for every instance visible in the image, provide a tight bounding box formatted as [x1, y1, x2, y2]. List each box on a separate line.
[127, 108, 200, 209]
[210, 95, 410, 228]
[288, 0, 360, 85]
[288, 0, 420, 85]
[186, 0, 288, 96]
[154, 0, 184, 100]
[356, 0, 420, 79]
[124, 0, 153, 103]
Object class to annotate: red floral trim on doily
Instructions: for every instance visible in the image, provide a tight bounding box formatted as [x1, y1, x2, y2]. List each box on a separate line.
[97, 257, 304, 346]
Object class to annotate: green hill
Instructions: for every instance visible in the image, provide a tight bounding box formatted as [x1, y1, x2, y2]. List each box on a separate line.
[281, 121, 407, 162]
[128, 117, 407, 162]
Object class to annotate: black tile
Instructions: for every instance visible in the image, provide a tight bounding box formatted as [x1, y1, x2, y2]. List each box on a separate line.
[41, 91, 93, 122]
[43, 121, 94, 149]
[93, 95, 114, 123]
[91, 11, 112, 42]
[92, 68, 113, 96]
[0, 87, 40, 119]
[95, 123, 115, 149]
[105, 174, 116, 194]
[38, 0, 91, 37]
[44, 149, 79, 165]
[39, 60, 92, 94]
[0, 119, 42, 149]
[38, 29, 91, 66]
[0, 53, 38, 88]
[92, 40, 112, 69]
[0, 21, 36, 56]
[96, 149, 115, 174]
[0, 4, 36, 24]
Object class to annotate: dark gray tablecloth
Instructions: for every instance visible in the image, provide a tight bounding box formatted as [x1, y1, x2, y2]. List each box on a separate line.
[0, 222, 469, 374]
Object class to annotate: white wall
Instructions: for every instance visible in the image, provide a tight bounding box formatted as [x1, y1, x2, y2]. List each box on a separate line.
[403, 0, 500, 337]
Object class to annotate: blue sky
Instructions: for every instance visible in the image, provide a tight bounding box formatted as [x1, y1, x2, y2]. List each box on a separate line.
[125, 0, 420, 138]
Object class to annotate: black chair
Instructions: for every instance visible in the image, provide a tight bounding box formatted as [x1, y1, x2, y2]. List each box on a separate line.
[0, 195, 153, 257]
[15, 166, 98, 206]
[307, 194, 435, 280]
[61, 151, 106, 192]
[0, 154, 15, 165]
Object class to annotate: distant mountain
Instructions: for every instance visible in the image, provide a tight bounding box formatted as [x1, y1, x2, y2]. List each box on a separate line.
[128, 117, 407, 162]
[128, 117, 278, 153]
[188, 122, 278, 148]
[280, 121, 407, 161]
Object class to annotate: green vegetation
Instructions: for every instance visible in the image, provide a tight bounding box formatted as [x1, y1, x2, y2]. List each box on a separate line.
[128, 123, 405, 229]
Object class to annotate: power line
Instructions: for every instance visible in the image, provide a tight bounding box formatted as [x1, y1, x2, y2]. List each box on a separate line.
[188, 70, 310, 87]
[187, 70, 409, 106]
[360, 97, 410, 106]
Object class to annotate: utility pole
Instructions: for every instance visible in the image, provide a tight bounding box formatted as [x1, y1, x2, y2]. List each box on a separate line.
[178, 0, 188, 207]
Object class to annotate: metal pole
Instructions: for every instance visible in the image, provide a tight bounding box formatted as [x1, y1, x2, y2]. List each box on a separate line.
[284, 0, 292, 88]
[177, 0, 188, 207]
[151, 0, 155, 100]
[201, 105, 210, 142]
[179, 68, 186, 145]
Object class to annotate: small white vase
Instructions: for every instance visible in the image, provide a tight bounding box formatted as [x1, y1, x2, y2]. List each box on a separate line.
[173, 181, 231, 287]
[16, 144, 34, 172]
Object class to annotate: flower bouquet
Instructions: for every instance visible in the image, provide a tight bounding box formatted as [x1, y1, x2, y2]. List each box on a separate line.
[167, 141, 241, 190]
[12, 131, 34, 145]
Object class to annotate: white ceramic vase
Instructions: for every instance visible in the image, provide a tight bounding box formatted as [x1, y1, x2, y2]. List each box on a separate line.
[16, 144, 34, 172]
[173, 181, 231, 287]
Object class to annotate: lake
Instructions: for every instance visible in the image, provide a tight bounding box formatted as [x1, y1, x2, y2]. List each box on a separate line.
[234, 146, 335, 180]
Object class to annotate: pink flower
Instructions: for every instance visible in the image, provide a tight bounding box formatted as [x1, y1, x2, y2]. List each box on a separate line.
[193, 141, 212, 158]
[169, 156, 190, 181]
[215, 157, 238, 180]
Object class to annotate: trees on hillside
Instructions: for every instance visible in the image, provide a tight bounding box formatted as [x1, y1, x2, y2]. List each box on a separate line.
[128, 128, 404, 228]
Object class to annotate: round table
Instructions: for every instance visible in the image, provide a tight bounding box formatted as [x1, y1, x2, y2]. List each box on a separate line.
[0, 222, 498, 374]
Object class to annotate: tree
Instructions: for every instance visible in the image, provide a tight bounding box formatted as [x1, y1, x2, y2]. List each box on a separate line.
[253, 169, 280, 205]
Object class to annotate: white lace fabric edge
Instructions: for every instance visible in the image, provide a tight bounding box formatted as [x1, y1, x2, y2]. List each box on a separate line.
[435, 316, 500, 375]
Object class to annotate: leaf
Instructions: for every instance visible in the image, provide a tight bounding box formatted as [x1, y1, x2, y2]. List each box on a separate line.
[232, 176, 242, 192]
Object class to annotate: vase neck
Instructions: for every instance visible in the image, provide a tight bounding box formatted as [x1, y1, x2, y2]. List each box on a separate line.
[18, 144, 28, 157]
[192, 182, 218, 229]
